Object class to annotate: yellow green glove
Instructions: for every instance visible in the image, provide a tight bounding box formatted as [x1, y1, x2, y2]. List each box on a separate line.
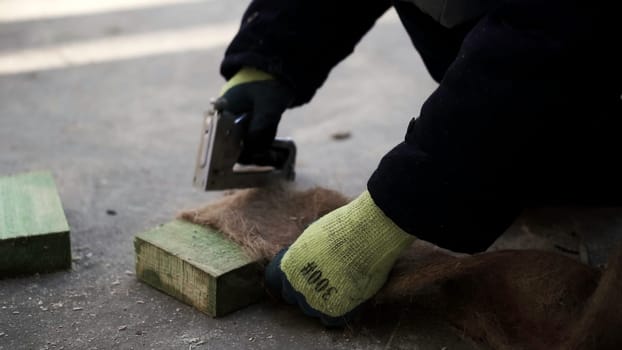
[220, 67, 274, 96]
[265, 191, 415, 325]
[215, 67, 294, 166]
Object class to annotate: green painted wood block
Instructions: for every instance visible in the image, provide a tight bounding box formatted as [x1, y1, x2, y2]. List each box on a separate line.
[0, 171, 71, 277]
[134, 220, 264, 317]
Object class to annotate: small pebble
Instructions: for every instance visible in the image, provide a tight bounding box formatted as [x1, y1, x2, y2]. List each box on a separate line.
[118, 325, 127, 331]
[136, 300, 144, 304]
[124, 270, 134, 276]
[73, 307, 83, 311]
[12, 311, 19, 315]
[331, 131, 352, 140]
[106, 209, 117, 216]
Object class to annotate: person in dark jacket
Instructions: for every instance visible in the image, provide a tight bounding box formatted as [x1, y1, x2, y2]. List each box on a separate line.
[217, 0, 622, 325]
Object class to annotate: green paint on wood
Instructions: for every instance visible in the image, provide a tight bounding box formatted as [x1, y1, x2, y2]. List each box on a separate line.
[0, 171, 71, 276]
[134, 220, 264, 317]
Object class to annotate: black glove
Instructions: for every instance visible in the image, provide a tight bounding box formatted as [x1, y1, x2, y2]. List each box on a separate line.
[216, 71, 294, 166]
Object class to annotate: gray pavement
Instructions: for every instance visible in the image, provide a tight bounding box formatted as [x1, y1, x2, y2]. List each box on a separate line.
[0, 1, 477, 349]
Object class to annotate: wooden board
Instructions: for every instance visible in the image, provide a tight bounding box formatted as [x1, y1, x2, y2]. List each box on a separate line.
[134, 220, 264, 317]
[0, 171, 71, 277]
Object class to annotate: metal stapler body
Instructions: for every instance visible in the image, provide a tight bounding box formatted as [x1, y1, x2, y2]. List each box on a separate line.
[193, 107, 296, 191]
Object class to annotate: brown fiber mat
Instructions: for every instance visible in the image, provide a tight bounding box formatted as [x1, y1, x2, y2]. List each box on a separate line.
[179, 187, 622, 350]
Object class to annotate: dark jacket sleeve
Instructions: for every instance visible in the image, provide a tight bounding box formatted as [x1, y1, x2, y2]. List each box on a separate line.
[221, 0, 391, 107]
[368, 0, 622, 253]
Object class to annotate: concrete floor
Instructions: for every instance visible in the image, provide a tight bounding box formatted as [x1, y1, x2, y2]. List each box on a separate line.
[1, 1, 620, 349]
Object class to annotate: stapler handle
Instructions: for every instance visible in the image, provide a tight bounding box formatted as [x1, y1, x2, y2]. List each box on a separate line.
[268, 138, 296, 181]
[230, 112, 293, 169]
